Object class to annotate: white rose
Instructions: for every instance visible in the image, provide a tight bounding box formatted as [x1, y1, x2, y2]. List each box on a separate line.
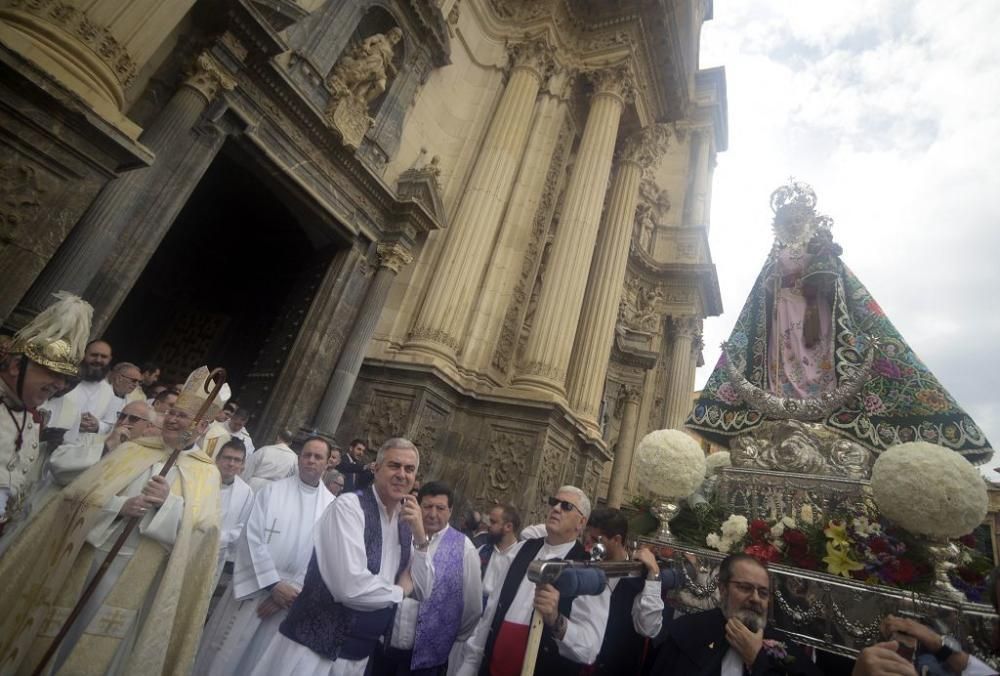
[635, 430, 708, 499]
[706, 533, 722, 551]
[720, 514, 748, 540]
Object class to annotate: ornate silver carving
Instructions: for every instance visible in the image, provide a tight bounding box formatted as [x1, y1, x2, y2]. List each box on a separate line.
[731, 420, 873, 478]
[770, 179, 834, 247]
[720, 337, 879, 422]
[716, 466, 871, 523]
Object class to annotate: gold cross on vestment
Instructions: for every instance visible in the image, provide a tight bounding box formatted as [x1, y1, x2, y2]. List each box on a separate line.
[98, 608, 129, 635]
[264, 519, 281, 544]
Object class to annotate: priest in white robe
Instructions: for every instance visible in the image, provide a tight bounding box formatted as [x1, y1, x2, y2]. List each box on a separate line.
[249, 438, 432, 676]
[194, 437, 334, 675]
[382, 480, 482, 676]
[243, 429, 298, 491]
[41, 339, 116, 437]
[214, 439, 254, 582]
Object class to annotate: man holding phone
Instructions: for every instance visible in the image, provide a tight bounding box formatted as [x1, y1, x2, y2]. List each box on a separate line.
[250, 437, 431, 675]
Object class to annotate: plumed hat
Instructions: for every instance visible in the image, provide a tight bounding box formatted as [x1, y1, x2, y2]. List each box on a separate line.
[8, 292, 93, 377]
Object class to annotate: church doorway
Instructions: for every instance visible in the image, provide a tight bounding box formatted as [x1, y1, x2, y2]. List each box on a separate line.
[105, 142, 339, 410]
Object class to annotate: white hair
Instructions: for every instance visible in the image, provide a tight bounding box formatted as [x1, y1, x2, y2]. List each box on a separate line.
[557, 485, 591, 519]
[375, 437, 420, 468]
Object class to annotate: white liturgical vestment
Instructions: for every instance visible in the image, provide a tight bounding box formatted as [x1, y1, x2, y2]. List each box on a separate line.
[194, 476, 333, 676]
[216, 474, 253, 575]
[243, 442, 297, 491]
[42, 379, 115, 438]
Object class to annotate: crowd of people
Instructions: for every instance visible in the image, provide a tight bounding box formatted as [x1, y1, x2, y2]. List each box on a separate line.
[0, 295, 997, 676]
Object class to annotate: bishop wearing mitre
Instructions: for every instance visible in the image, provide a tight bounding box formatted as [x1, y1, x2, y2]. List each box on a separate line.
[0, 365, 230, 676]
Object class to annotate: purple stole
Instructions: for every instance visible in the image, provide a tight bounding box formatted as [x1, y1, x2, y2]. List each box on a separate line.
[279, 488, 411, 661]
[411, 526, 466, 669]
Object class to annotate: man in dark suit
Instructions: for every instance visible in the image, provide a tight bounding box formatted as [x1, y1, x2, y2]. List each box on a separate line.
[337, 437, 374, 492]
[652, 553, 821, 676]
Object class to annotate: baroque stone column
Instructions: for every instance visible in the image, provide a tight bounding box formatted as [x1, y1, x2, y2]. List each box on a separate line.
[20, 53, 234, 319]
[407, 39, 552, 362]
[513, 64, 634, 397]
[566, 124, 670, 429]
[664, 316, 702, 428]
[0, 0, 198, 138]
[607, 385, 641, 508]
[461, 67, 573, 372]
[313, 242, 414, 435]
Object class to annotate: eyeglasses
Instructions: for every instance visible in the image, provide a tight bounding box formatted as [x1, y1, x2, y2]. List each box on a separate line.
[117, 375, 141, 384]
[116, 412, 151, 424]
[727, 580, 770, 600]
[547, 496, 581, 514]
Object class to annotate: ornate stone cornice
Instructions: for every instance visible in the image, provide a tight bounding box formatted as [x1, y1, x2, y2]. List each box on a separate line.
[183, 53, 237, 103]
[621, 123, 671, 170]
[1, 0, 138, 91]
[587, 62, 635, 104]
[671, 316, 702, 339]
[619, 383, 642, 404]
[376, 242, 414, 274]
[508, 36, 555, 81]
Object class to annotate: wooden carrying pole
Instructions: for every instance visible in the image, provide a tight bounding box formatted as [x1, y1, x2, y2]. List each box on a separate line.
[31, 368, 227, 676]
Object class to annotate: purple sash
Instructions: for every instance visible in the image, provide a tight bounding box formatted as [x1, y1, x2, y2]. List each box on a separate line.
[411, 526, 466, 669]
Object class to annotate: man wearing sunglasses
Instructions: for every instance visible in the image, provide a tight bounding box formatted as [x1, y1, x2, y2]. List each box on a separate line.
[48, 399, 160, 487]
[456, 486, 610, 676]
[651, 553, 820, 675]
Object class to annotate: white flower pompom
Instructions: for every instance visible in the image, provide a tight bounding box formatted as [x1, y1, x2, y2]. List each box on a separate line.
[635, 429, 707, 499]
[704, 451, 732, 477]
[706, 533, 723, 551]
[871, 441, 988, 540]
[720, 514, 748, 540]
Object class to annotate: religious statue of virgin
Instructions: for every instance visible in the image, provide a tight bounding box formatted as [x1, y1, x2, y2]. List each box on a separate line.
[687, 181, 992, 474]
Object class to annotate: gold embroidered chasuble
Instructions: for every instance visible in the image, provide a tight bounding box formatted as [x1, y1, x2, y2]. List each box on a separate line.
[0, 436, 221, 675]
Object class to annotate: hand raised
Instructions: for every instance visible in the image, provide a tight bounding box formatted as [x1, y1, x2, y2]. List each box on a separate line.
[725, 618, 763, 667]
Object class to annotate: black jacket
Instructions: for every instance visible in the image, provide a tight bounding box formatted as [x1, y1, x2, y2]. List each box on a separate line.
[651, 608, 821, 676]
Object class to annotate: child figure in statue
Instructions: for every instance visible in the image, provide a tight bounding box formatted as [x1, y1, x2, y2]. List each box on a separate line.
[687, 180, 992, 471]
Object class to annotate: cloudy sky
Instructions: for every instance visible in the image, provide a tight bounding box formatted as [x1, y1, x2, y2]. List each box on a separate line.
[694, 1, 1000, 472]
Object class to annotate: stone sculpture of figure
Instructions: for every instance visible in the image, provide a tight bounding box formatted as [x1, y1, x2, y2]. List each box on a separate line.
[635, 205, 656, 252]
[687, 180, 993, 467]
[328, 27, 403, 104]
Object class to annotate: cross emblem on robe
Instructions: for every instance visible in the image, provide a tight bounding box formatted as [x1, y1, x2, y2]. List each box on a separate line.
[99, 608, 129, 635]
[264, 519, 281, 544]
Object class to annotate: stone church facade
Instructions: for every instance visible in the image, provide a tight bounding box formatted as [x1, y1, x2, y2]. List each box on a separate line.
[0, 0, 726, 519]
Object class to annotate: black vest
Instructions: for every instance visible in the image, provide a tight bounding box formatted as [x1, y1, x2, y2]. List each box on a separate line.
[480, 537, 588, 676]
[594, 577, 647, 675]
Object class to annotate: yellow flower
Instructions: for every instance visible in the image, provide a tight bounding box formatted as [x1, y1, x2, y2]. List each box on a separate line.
[823, 541, 864, 578]
[824, 521, 850, 548]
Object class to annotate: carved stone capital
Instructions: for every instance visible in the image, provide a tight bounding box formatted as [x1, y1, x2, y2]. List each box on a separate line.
[619, 383, 642, 405]
[587, 63, 635, 104]
[182, 53, 236, 103]
[508, 38, 555, 82]
[544, 66, 575, 100]
[376, 242, 414, 274]
[621, 124, 671, 170]
[671, 316, 702, 340]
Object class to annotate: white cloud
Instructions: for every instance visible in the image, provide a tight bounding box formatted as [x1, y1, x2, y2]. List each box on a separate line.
[695, 1, 1000, 469]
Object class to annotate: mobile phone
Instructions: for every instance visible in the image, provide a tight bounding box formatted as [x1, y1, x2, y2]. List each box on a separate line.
[891, 632, 917, 662]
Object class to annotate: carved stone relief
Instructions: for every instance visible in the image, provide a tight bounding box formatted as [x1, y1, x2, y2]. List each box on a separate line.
[364, 392, 414, 446]
[409, 401, 448, 478]
[0, 162, 46, 239]
[618, 275, 666, 334]
[478, 428, 534, 503]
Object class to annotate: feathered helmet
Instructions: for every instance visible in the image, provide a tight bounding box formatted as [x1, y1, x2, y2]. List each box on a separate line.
[6, 292, 93, 377]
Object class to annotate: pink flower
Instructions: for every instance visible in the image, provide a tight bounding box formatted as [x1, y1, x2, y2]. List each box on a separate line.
[863, 394, 885, 415]
[717, 382, 740, 405]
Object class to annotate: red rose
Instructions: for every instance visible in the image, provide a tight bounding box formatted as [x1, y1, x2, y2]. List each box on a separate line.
[868, 537, 889, 555]
[959, 534, 977, 548]
[745, 543, 781, 563]
[782, 529, 808, 548]
[749, 520, 770, 543]
[792, 553, 820, 570]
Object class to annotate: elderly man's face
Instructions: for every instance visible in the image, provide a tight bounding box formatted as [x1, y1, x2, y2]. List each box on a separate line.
[2, 359, 67, 409]
[161, 407, 207, 449]
[111, 365, 141, 397]
[325, 474, 345, 495]
[299, 440, 330, 486]
[114, 401, 158, 439]
[545, 490, 587, 542]
[420, 493, 452, 536]
[720, 560, 770, 631]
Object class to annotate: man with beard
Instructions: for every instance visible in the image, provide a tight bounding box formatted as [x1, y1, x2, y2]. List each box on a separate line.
[42, 339, 116, 440]
[479, 503, 520, 604]
[0, 365, 228, 676]
[651, 553, 820, 676]
[337, 437, 374, 492]
[456, 486, 610, 676]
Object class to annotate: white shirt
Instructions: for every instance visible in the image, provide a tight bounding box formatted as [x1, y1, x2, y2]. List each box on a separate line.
[43, 379, 115, 436]
[243, 443, 297, 492]
[608, 576, 663, 638]
[456, 538, 611, 675]
[218, 475, 254, 568]
[391, 525, 483, 650]
[721, 646, 744, 676]
[226, 424, 255, 455]
[481, 540, 519, 604]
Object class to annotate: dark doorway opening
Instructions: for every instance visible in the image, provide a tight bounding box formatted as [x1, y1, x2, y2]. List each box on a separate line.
[105, 144, 332, 407]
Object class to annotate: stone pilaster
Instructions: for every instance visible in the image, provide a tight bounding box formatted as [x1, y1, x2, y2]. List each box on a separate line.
[20, 52, 234, 319]
[313, 242, 414, 435]
[461, 67, 573, 373]
[407, 38, 553, 362]
[607, 385, 641, 508]
[687, 128, 711, 226]
[664, 316, 702, 428]
[0, 0, 199, 138]
[566, 124, 670, 429]
[512, 63, 634, 397]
